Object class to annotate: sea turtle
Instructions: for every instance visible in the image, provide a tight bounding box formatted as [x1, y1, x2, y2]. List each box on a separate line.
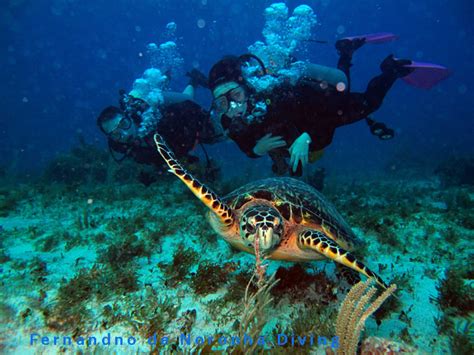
[153, 134, 387, 288]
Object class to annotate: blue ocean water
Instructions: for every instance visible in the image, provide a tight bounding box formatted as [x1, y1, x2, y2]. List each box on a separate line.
[0, 1, 473, 353]
[1, 0, 473, 174]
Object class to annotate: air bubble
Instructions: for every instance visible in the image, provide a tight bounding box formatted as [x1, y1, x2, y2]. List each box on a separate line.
[197, 19, 206, 28]
[336, 82, 346, 92]
[458, 84, 467, 94]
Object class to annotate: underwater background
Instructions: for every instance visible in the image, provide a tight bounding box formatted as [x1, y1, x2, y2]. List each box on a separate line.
[0, 0, 473, 354]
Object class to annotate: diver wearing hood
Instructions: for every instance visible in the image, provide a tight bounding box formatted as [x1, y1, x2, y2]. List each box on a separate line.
[97, 74, 219, 170]
[208, 45, 410, 176]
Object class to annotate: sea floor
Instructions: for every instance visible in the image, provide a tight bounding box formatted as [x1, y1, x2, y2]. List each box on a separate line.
[0, 172, 472, 354]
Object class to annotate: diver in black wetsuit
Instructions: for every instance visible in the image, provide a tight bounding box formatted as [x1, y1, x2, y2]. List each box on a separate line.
[208, 40, 413, 176]
[97, 70, 218, 170]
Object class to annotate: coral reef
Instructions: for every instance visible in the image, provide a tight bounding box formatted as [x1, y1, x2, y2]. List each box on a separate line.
[0, 186, 29, 217]
[42, 140, 109, 186]
[158, 246, 199, 286]
[190, 261, 233, 296]
[1, 170, 472, 353]
[271, 264, 337, 304]
[436, 264, 473, 316]
[99, 234, 151, 270]
[335, 279, 397, 354]
[435, 156, 474, 188]
[360, 336, 417, 354]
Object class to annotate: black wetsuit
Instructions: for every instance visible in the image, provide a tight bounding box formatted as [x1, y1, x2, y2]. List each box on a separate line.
[221, 63, 399, 166]
[108, 99, 215, 167]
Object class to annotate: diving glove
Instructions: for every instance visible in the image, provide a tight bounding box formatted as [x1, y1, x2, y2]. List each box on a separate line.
[289, 132, 311, 173]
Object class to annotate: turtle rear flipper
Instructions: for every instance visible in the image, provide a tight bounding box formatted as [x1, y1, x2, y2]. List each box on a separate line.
[297, 229, 388, 288]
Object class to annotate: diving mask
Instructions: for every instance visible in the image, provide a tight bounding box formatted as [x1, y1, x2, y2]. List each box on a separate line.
[213, 86, 247, 115]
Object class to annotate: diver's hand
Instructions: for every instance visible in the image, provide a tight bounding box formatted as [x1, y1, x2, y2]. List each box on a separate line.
[289, 132, 312, 173]
[253, 133, 286, 156]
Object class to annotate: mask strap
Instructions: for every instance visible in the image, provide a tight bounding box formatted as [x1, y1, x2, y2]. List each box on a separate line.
[239, 54, 267, 77]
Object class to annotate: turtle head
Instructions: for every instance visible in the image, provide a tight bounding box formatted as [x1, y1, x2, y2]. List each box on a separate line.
[240, 206, 283, 252]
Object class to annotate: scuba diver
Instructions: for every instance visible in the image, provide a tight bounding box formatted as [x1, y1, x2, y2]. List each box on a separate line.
[97, 70, 221, 178]
[208, 35, 448, 176]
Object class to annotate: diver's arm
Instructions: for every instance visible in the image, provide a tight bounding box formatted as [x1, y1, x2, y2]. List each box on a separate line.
[199, 111, 227, 145]
[226, 127, 262, 158]
[233, 133, 261, 158]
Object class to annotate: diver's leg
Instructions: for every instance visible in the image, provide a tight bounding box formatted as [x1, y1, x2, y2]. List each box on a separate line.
[162, 91, 194, 105]
[337, 54, 352, 90]
[299, 63, 348, 89]
[182, 84, 195, 98]
[337, 55, 414, 126]
[335, 77, 395, 127]
[180, 68, 210, 99]
[357, 55, 414, 115]
[185, 68, 209, 89]
[335, 38, 366, 91]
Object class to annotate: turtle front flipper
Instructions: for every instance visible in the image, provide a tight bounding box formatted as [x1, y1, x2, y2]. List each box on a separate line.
[335, 263, 361, 286]
[153, 134, 234, 228]
[297, 229, 388, 288]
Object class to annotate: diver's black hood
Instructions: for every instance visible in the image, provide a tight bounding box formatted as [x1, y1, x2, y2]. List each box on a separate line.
[208, 54, 267, 91]
[208, 56, 245, 91]
[97, 106, 122, 133]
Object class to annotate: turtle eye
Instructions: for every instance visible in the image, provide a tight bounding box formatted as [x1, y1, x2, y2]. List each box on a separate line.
[246, 224, 256, 234]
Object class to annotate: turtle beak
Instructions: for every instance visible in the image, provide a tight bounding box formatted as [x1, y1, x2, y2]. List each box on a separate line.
[258, 227, 275, 251]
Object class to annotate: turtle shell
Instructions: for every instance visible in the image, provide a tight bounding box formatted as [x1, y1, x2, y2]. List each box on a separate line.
[224, 177, 361, 248]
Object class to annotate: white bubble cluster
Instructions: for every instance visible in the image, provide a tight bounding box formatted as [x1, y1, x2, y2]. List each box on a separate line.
[248, 3, 317, 74]
[137, 107, 162, 138]
[129, 68, 167, 137]
[130, 68, 166, 103]
[244, 3, 317, 93]
[243, 60, 307, 93]
[126, 23, 187, 137]
[147, 40, 184, 76]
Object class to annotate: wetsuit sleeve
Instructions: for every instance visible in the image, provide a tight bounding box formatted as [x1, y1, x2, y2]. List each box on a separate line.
[228, 128, 261, 158]
[157, 100, 203, 157]
[198, 112, 221, 144]
[306, 127, 336, 152]
[222, 117, 261, 158]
